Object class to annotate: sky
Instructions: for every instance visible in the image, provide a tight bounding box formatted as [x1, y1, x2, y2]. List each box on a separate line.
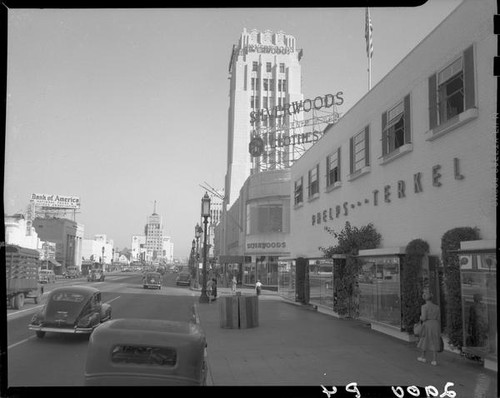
[4, 2, 463, 259]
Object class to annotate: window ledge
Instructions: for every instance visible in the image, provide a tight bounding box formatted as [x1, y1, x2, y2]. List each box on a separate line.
[293, 202, 304, 210]
[347, 166, 371, 182]
[325, 181, 342, 193]
[307, 193, 320, 202]
[378, 143, 413, 166]
[425, 108, 478, 142]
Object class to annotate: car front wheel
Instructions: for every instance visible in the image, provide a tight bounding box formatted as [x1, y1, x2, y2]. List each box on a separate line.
[36, 331, 45, 338]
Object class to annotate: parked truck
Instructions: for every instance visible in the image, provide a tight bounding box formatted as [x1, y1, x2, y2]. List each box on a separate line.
[5, 244, 43, 310]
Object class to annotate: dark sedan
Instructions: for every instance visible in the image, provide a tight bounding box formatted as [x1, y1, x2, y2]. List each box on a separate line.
[28, 285, 112, 338]
[176, 273, 192, 286]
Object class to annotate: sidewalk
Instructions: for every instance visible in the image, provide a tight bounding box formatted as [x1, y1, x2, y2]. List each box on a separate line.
[192, 287, 497, 397]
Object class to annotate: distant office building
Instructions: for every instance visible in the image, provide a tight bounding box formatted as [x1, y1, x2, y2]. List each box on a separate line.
[224, 28, 304, 209]
[131, 235, 146, 261]
[33, 217, 84, 274]
[145, 211, 163, 263]
[162, 236, 174, 264]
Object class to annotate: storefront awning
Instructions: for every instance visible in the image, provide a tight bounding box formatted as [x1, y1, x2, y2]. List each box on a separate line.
[219, 255, 249, 263]
[47, 258, 62, 267]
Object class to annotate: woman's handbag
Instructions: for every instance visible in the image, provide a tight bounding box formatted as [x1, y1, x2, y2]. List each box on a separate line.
[438, 336, 444, 352]
[413, 321, 423, 337]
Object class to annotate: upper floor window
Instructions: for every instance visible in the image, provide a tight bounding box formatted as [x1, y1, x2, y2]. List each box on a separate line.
[429, 46, 475, 129]
[294, 177, 303, 206]
[269, 79, 274, 92]
[279, 63, 285, 73]
[251, 77, 256, 91]
[381, 95, 411, 157]
[326, 148, 341, 187]
[350, 126, 370, 174]
[263, 78, 269, 91]
[247, 203, 283, 234]
[252, 61, 258, 72]
[308, 164, 319, 198]
[266, 62, 272, 72]
[263, 97, 268, 109]
[278, 79, 287, 92]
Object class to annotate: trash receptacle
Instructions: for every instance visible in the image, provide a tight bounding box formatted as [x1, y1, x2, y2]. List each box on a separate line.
[239, 295, 258, 329]
[219, 295, 239, 328]
[219, 294, 259, 329]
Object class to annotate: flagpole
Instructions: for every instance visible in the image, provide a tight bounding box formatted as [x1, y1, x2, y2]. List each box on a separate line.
[365, 7, 373, 91]
[368, 50, 371, 91]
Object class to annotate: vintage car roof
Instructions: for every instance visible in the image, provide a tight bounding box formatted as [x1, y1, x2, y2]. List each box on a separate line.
[145, 271, 161, 276]
[48, 285, 100, 297]
[86, 319, 206, 380]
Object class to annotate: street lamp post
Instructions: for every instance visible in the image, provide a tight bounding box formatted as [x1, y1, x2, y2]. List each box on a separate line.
[190, 239, 195, 285]
[199, 193, 211, 304]
[195, 223, 202, 289]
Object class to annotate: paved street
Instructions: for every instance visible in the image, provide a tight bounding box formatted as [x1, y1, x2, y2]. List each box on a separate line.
[195, 287, 497, 397]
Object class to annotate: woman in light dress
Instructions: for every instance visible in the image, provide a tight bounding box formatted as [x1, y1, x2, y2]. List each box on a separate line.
[417, 291, 442, 366]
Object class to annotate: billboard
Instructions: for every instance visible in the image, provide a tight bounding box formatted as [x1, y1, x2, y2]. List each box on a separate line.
[30, 193, 80, 209]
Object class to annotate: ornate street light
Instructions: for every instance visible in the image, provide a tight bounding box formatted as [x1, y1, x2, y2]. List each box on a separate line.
[199, 192, 211, 303]
[195, 223, 202, 288]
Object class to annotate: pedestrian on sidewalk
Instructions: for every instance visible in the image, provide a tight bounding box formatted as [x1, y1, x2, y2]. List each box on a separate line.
[231, 276, 237, 294]
[417, 291, 441, 366]
[211, 277, 217, 301]
[255, 280, 262, 296]
[207, 278, 214, 302]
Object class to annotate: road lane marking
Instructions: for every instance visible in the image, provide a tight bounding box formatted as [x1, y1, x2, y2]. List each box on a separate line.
[8, 336, 35, 350]
[7, 304, 44, 318]
[105, 296, 121, 304]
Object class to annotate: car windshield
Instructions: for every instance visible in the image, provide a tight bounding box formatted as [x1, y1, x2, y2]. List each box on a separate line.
[51, 292, 86, 303]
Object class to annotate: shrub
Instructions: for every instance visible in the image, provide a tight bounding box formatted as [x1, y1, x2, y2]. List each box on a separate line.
[441, 227, 480, 350]
[402, 239, 429, 333]
[320, 222, 381, 317]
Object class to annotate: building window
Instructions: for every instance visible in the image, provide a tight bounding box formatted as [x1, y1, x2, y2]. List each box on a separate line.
[326, 148, 341, 187]
[252, 61, 258, 72]
[350, 126, 370, 174]
[251, 77, 256, 91]
[266, 62, 272, 72]
[247, 203, 283, 234]
[263, 97, 268, 109]
[263, 78, 269, 91]
[278, 79, 287, 92]
[294, 177, 303, 206]
[279, 63, 285, 73]
[381, 95, 411, 157]
[308, 164, 319, 198]
[429, 46, 475, 130]
[250, 96, 255, 108]
[269, 79, 274, 92]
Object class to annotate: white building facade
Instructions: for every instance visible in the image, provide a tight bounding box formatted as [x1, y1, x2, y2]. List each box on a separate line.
[287, 0, 496, 368]
[131, 235, 146, 261]
[224, 28, 303, 209]
[82, 234, 114, 265]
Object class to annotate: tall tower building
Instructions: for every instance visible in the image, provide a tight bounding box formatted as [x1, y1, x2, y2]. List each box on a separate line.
[145, 201, 163, 263]
[224, 28, 304, 209]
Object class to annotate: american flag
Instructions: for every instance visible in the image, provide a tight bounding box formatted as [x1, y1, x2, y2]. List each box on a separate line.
[365, 8, 373, 59]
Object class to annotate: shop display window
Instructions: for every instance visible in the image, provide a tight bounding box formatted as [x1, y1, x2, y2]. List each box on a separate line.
[358, 256, 401, 328]
[460, 252, 497, 359]
[278, 260, 295, 301]
[308, 259, 334, 308]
